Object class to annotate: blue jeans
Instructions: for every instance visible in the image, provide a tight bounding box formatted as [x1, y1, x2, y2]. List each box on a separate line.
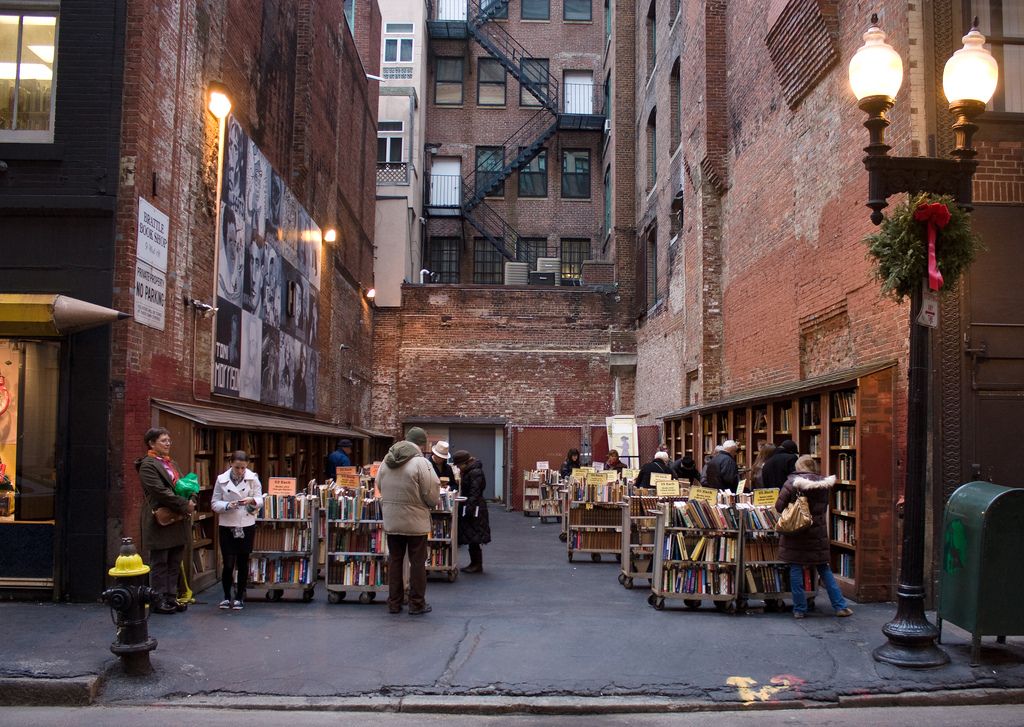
[790, 563, 848, 614]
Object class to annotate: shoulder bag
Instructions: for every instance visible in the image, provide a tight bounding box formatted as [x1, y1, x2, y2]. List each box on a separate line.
[153, 506, 185, 527]
[776, 495, 812, 533]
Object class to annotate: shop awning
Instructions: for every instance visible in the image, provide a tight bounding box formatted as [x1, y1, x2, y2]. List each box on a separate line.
[659, 359, 898, 420]
[152, 399, 365, 439]
[350, 425, 395, 440]
[0, 294, 129, 336]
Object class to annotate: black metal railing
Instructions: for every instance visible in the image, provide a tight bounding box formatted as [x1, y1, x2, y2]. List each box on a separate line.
[430, 0, 466, 20]
[426, 174, 462, 207]
[377, 162, 412, 186]
[463, 198, 521, 261]
[562, 82, 604, 116]
[464, 109, 558, 208]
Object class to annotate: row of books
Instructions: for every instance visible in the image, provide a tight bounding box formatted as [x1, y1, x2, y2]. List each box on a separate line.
[801, 398, 821, 427]
[327, 529, 385, 554]
[831, 515, 855, 545]
[744, 564, 816, 594]
[426, 547, 452, 567]
[325, 495, 382, 521]
[743, 536, 781, 562]
[253, 525, 312, 552]
[834, 489, 856, 511]
[806, 434, 821, 457]
[629, 495, 659, 517]
[836, 552, 855, 578]
[668, 500, 741, 530]
[192, 459, 212, 488]
[194, 428, 217, 452]
[835, 452, 856, 481]
[739, 505, 780, 531]
[833, 425, 856, 447]
[663, 533, 737, 563]
[328, 558, 386, 587]
[192, 546, 214, 574]
[570, 482, 624, 503]
[430, 516, 452, 540]
[262, 495, 314, 520]
[662, 565, 735, 595]
[832, 389, 857, 418]
[524, 469, 560, 485]
[248, 557, 312, 585]
[568, 506, 620, 527]
[437, 489, 459, 510]
[568, 530, 620, 550]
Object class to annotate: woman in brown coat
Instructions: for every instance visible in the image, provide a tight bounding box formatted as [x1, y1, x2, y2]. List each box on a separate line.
[774, 455, 852, 619]
[136, 427, 194, 614]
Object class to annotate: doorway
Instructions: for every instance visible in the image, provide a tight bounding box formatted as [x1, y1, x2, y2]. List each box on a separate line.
[448, 426, 503, 500]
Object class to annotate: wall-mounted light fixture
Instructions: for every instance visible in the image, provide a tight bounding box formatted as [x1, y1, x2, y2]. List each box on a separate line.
[366, 73, 385, 82]
[207, 80, 232, 120]
[323, 227, 338, 243]
[184, 296, 218, 319]
[364, 287, 376, 300]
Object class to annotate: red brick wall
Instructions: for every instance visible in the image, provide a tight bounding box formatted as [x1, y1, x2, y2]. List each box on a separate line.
[110, 0, 378, 548]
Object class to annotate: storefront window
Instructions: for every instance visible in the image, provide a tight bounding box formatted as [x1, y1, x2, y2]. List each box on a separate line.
[0, 339, 60, 584]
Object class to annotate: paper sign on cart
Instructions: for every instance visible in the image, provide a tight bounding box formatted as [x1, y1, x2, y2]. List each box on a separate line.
[754, 489, 780, 506]
[689, 485, 718, 503]
[650, 473, 673, 487]
[268, 477, 298, 496]
[623, 468, 639, 481]
[656, 480, 681, 497]
[369, 462, 381, 478]
[335, 466, 357, 478]
[571, 468, 584, 479]
[536, 461, 549, 471]
[336, 473, 361, 488]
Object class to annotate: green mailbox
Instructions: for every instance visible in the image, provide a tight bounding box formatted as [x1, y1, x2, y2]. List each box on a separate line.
[938, 481, 1024, 665]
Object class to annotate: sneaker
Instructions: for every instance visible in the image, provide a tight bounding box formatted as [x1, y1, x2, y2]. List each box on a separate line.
[835, 607, 853, 617]
[232, 600, 244, 610]
[793, 611, 806, 619]
[408, 604, 432, 616]
[218, 599, 232, 610]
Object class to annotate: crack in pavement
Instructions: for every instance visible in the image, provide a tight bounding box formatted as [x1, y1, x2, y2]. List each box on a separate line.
[436, 619, 481, 690]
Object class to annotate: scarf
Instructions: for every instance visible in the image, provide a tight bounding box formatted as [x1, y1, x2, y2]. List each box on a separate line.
[147, 450, 181, 484]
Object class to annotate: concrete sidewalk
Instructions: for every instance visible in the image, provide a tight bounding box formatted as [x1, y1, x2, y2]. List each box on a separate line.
[1, 508, 1022, 711]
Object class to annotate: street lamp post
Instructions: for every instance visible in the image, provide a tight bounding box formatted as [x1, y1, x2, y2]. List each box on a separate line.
[848, 15, 998, 668]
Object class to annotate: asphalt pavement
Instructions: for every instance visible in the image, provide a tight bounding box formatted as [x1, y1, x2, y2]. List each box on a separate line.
[1, 507, 1023, 712]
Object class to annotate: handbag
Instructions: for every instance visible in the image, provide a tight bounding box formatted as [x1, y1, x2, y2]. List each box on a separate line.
[153, 506, 185, 527]
[776, 495, 812, 533]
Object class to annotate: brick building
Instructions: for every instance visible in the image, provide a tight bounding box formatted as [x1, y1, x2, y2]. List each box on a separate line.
[622, 0, 1023, 601]
[0, 0, 381, 600]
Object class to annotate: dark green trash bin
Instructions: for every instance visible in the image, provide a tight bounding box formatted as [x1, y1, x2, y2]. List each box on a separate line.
[937, 481, 1024, 665]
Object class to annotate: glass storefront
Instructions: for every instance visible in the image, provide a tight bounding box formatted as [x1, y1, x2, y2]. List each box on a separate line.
[0, 338, 60, 587]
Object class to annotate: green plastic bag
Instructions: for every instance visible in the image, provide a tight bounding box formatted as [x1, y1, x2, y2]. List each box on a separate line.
[175, 472, 200, 498]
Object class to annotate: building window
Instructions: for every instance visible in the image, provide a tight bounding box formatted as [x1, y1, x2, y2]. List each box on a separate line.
[435, 57, 464, 105]
[0, 10, 58, 141]
[518, 237, 547, 267]
[646, 1, 656, 77]
[969, 1, 1024, 112]
[427, 237, 460, 283]
[604, 72, 611, 122]
[473, 238, 504, 284]
[518, 149, 547, 197]
[383, 36, 413, 64]
[377, 121, 403, 163]
[604, 0, 611, 42]
[564, 0, 592, 21]
[520, 58, 549, 106]
[670, 60, 681, 150]
[670, 190, 683, 239]
[645, 226, 658, 308]
[477, 58, 506, 106]
[482, 0, 509, 19]
[561, 149, 590, 198]
[522, 0, 549, 20]
[603, 166, 611, 238]
[475, 146, 505, 197]
[646, 109, 657, 189]
[560, 238, 590, 284]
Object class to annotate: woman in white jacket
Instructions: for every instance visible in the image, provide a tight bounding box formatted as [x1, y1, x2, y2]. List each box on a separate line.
[212, 451, 263, 610]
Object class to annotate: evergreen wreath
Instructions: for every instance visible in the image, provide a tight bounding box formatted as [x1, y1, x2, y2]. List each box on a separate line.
[864, 192, 983, 302]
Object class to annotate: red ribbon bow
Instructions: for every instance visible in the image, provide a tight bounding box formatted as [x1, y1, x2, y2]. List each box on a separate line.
[913, 202, 951, 291]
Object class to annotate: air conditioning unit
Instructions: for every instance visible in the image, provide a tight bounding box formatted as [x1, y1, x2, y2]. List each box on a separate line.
[529, 271, 556, 286]
[535, 257, 561, 285]
[504, 262, 529, 286]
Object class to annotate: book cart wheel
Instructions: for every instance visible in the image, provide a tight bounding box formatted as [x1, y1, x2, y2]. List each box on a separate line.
[567, 552, 573, 562]
[559, 532, 567, 542]
[328, 591, 344, 604]
[684, 599, 701, 610]
[623, 577, 634, 590]
[270, 589, 284, 602]
[647, 593, 656, 606]
[615, 554, 622, 563]
[447, 571, 458, 583]
[358, 592, 373, 604]
[714, 600, 736, 615]
[590, 553, 602, 563]
[302, 589, 314, 603]
[764, 598, 782, 612]
[618, 573, 626, 585]
[654, 597, 666, 610]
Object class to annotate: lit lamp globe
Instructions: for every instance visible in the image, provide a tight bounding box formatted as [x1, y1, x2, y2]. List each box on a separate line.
[207, 83, 232, 120]
[849, 16, 904, 107]
[944, 24, 998, 107]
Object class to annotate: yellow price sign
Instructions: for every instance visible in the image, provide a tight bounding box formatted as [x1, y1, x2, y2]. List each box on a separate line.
[571, 468, 585, 479]
[623, 468, 639, 480]
[650, 473, 673, 486]
[585, 502, 594, 510]
[688, 485, 718, 503]
[656, 480, 681, 497]
[753, 488, 780, 506]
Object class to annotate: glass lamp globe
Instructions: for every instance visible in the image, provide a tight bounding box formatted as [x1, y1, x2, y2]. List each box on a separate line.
[849, 20, 904, 101]
[943, 26, 999, 105]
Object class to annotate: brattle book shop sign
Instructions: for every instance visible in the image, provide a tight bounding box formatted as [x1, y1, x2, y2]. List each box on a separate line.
[135, 197, 169, 331]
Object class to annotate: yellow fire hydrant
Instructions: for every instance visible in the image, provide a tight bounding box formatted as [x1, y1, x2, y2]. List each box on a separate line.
[101, 538, 159, 675]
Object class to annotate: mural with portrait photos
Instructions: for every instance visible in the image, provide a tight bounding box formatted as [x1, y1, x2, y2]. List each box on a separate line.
[214, 116, 321, 413]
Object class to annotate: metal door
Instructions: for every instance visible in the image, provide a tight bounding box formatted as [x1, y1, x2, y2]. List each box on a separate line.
[962, 205, 1024, 486]
[449, 426, 500, 500]
[563, 71, 593, 114]
[436, 0, 467, 21]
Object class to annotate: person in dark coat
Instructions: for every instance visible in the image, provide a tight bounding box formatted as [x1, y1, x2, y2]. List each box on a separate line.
[749, 443, 777, 489]
[452, 449, 491, 573]
[605, 449, 625, 474]
[671, 455, 701, 483]
[136, 427, 194, 614]
[704, 440, 740, 491]
[326, 438, 353, 479]
[774, 455, 852, 619]
[559, 448, 581, 478]
[429, 440, 457, 490]
[635, 451, 673, 487]
[761, 439, 798, 488]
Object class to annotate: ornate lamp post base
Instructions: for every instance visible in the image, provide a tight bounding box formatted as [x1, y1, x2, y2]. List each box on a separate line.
[873, 585, 950, 668]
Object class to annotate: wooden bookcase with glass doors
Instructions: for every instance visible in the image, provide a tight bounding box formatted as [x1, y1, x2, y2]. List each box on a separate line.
[663, 366, 895, 602]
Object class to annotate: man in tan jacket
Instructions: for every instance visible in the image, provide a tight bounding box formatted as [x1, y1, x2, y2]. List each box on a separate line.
[378, 427, 440, 614]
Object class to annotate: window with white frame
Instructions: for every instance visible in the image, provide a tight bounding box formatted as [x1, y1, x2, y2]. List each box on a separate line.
[377, 121, 404, 163]
[383, 22, 414, 64]
[0, 5, 59, 142]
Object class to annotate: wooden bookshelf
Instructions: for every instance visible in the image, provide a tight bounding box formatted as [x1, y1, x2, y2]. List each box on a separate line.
[250, 493, 317, 602]
[619, 495, 658, 589]
[324, 490, 387, 604]
[427, 490, 461, 582]
[522, 471, 541, 516]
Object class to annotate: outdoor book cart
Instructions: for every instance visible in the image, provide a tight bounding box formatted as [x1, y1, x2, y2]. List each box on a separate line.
[249, 494, 318, 603]
[566, 480, 624, 563]
[324, 490, 387, 604]
[558, 486, 570, 542]
[619, 494, 659, 588]
[737, 498, 819, 612]
[426, 491, 464, 583]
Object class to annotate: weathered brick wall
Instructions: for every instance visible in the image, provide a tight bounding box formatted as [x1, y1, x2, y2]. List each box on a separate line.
[110, 0, 379, 549]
